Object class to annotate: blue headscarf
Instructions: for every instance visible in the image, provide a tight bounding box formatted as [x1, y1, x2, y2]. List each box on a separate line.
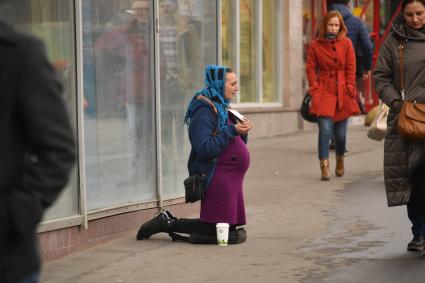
[184, 65, 231, 132]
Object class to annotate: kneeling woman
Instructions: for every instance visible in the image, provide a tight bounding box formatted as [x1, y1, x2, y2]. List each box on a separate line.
[136, 65, 253, 244]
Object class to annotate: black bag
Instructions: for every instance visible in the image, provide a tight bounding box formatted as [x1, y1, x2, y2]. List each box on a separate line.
[184, 95, 217, 203]
[184, 173, 206, 203]
[300, 92, 317, 123]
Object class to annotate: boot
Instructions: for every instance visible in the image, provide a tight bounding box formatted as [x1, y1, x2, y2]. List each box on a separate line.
[335, 155, 345, 177]
[229, 227, 247, 244]
[407, 235, 425, 252]
[320, 159, 330, 181]
[136, 209, 175, 240]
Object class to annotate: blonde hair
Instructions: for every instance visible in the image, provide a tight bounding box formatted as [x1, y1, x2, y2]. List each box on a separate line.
[317, 11, 347, 39]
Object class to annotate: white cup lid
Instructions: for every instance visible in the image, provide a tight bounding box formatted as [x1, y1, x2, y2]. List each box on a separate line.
[216, 223, 229, 228]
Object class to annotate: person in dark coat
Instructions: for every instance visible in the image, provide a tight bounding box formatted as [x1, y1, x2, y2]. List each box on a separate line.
[0, 21, 76, 283]
[306, 11, 360, 181]
[373, 0, 425, 252]
[136, 65, 253, 244]
[329, 0, 373, 114]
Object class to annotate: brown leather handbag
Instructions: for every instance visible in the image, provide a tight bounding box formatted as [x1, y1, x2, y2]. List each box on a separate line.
[397, 41, 425, 140]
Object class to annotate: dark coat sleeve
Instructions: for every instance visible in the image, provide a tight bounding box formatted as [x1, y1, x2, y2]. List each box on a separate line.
[345, 39, 357, 97]
[356, 21, 373, 72]
[3, 37, 76, 239]
[189, 101, 239, 159]
[373, 36, 401, 109]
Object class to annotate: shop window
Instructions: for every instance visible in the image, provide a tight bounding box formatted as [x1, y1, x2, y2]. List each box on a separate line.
[159, 0, 218, 198]
[82, 0, 157, 210]
[221, 0, 281, 105]
[262, 0, 278, 102]
[239, 0, 257, 103]
[221, 0, 236, 69]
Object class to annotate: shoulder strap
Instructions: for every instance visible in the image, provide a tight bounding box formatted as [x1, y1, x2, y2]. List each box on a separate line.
[197, 95, 218, 114]
[398, 40, 405, 100]
[196, 95, 218, 137]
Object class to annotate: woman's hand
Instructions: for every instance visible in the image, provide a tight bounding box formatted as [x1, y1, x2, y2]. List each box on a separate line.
[391, 99, 403, 113]
[235, 120, 254, 135]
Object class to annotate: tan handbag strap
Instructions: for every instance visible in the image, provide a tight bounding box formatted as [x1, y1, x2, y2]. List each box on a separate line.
[197, 95, 218, 114]
[196, 95, 218, 136]
[398, 40, 405, 100]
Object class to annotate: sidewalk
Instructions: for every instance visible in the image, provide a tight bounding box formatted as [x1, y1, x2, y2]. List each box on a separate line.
[42, 125, 384, 283]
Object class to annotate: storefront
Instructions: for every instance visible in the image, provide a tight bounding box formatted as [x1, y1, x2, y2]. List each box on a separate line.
[2, 0, 304, 258]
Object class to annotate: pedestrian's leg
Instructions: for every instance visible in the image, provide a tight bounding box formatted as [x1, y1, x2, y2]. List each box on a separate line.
[334, 119, 348, 176]
[407, 196, 425, 251]
[317, 117, 333, 180]
[356, 76, 366, 114]
[17, 273, 39, 283]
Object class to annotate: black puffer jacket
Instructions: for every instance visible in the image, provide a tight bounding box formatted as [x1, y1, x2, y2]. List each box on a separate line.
[373, 16, 425, 207]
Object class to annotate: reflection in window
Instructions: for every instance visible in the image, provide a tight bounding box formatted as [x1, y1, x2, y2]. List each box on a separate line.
[1, 0, 79, 220]
[239, 0, 257, 103]
[159, 0, 217, 198]
[262, 0, 278, 102]
[221, 0, 236, 68]
[221, 0, 282, 104]
[83, 0, 156, 210]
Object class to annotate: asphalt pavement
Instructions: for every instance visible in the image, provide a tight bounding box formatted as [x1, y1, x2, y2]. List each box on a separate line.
[42, 124, 425, 283]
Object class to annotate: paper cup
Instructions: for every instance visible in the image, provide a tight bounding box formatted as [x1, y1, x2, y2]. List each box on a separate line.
[216, 223, 230, 246]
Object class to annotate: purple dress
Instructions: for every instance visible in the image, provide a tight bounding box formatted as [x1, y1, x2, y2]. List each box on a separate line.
[200, 134, 250, 225]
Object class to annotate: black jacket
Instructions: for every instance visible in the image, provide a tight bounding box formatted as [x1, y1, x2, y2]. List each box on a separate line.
[0, 21, 76, 282]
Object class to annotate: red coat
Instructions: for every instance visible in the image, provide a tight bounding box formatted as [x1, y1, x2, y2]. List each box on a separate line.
[306, 36, 360, 121]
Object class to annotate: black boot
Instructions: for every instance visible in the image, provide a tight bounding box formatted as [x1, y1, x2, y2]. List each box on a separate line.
[407, 235, 425, 252]
[136, 209, 175, 240]
[229, 227, 247, 244]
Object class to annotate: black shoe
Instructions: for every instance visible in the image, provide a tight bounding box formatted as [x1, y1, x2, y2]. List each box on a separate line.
[136, 209, 174, 240]
[407, 235, 425, 251]
[228, 228, 247, 244]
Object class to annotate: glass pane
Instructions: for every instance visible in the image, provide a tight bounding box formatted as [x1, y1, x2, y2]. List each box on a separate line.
[240, 0, 257, 102]
[262, 0, 278, 102]
[3, 0, 79, 220]
[159, 0, 218, 198]
[221, 0, 236, 68]
[83, 0, 156, 210]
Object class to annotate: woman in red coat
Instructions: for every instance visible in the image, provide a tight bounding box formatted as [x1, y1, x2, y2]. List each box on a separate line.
[306, 10, 359, 180]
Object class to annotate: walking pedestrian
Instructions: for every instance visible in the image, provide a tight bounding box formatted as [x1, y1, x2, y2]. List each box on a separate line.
[328, 0, 373, 113]
[0, 21, 76, 283]
[306, 11, 360, 181]
[373, 0, 425, 252]
[136, 65, 253, 244]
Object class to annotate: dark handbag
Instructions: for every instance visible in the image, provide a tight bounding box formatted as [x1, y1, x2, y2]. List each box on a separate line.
[300, 92, 317, 123]
[396, 41, 425, 141]
[184, 95, 217, 203]
[184, 174, 206, 203]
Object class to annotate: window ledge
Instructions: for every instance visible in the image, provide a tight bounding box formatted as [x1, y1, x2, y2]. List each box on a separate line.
[233, 106, 299, 114]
